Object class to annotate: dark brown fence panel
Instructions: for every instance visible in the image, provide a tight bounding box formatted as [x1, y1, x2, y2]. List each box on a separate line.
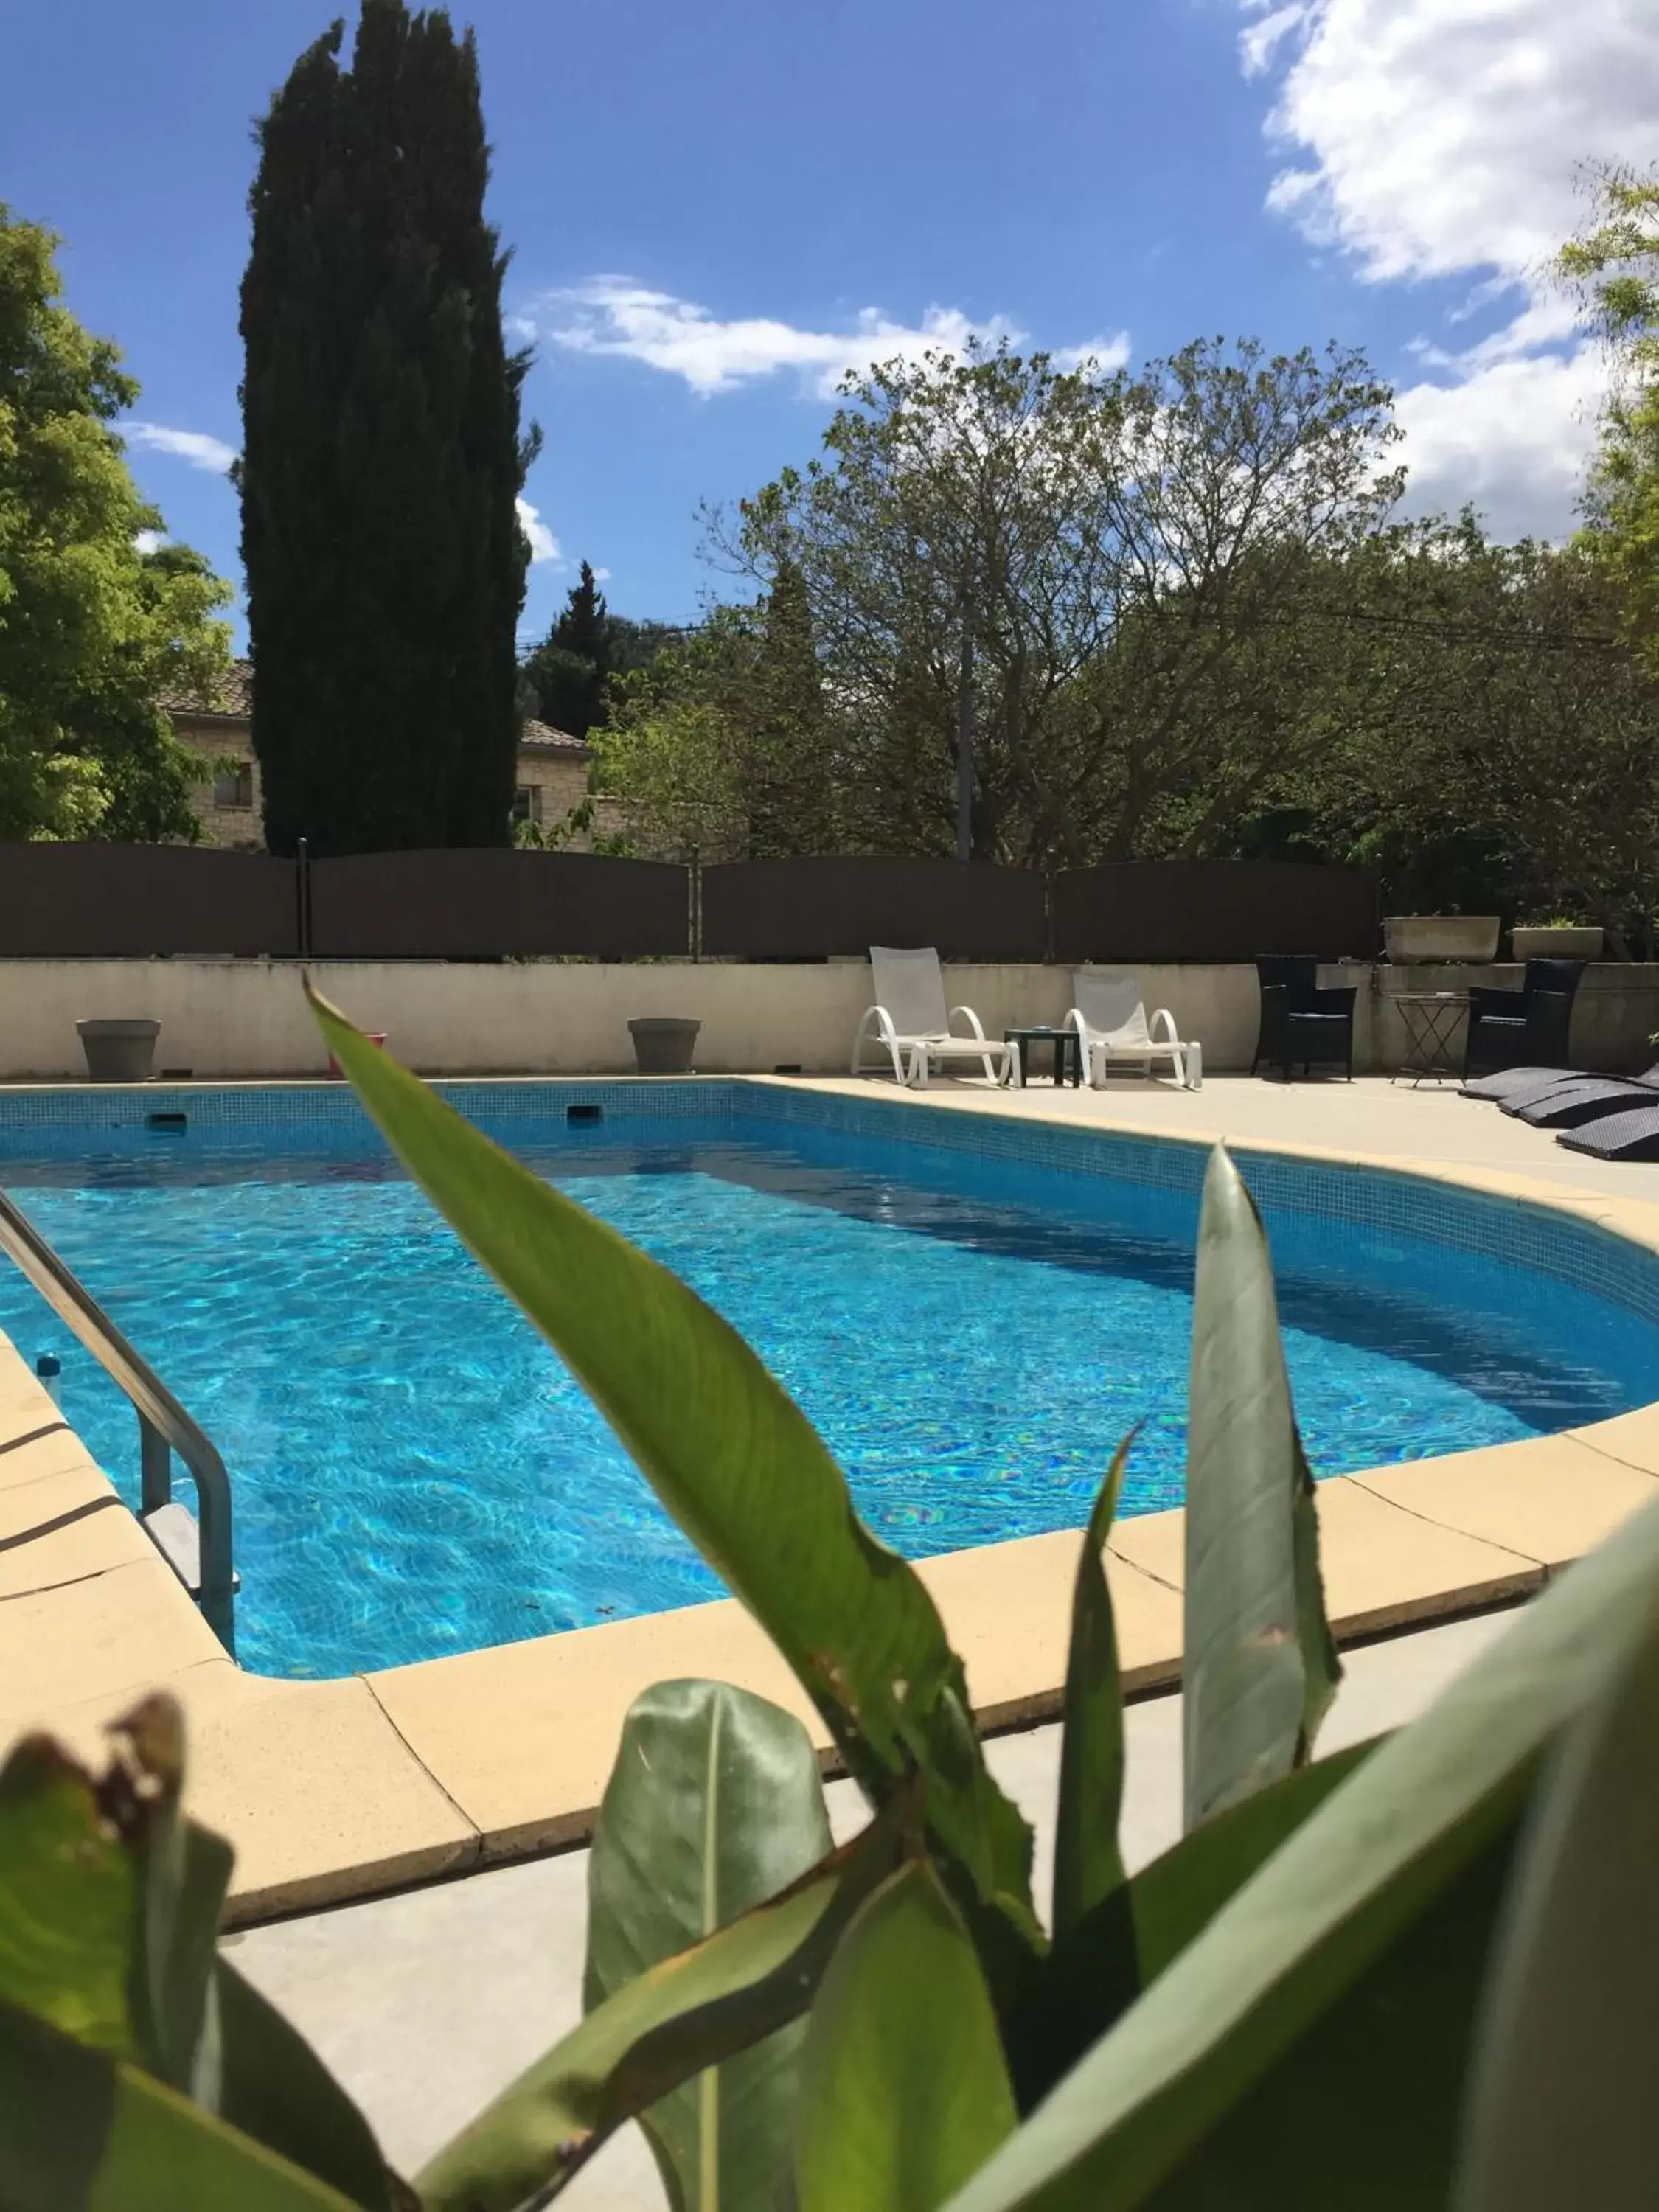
[0, 843, 299, 956]
[702, 858, 1048, 961]
[309, 849, 689, 958]
[1053, 861, 1378, 964]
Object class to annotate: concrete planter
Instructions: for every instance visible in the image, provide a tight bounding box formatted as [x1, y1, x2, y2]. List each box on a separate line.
[76, 1018, 160, 1082]
[628, 1016, 700, 1074]
[1384, 915, 1501, 964]
[1512, 925, 1604, 962]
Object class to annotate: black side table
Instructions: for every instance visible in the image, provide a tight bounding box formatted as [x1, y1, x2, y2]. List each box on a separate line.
[1004, 1026, 1083, 1088]
[1392, 992, 1470, 1086]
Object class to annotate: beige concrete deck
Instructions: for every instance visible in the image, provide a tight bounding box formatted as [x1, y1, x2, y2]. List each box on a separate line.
[4, 1074, 1659, 1923]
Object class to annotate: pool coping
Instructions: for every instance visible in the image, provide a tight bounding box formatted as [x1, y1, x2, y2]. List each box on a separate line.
[5, 1074, 1659, 1925]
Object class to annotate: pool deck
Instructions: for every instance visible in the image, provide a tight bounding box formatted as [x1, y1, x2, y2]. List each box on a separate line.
[6, 1071, 1659, 1923]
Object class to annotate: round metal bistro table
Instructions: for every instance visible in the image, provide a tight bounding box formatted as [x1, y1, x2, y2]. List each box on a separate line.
[1392, 991, 1470, 1086]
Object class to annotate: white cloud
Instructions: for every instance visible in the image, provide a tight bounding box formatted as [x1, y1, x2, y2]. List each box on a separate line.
[516, 496, 560, 563]
[1394, 350, 1603, 540]
[1239, 4, 1307, 81]
[125, 422, 237, 474]
[1050, 331, 1133, 373]
[533, 277, 1026, 398]
[133, 528, 166, 555]
[1255, 0, 1658, 285]
[591, 566, 612, 582]
[1241, 0, 1659, 538]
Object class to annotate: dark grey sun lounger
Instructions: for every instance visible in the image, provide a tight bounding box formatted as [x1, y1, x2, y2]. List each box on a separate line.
[1466, 1060, 1659, 1109]
[1558, 1105, 1659, 1161]
[1511, 1077, 1659, 1128]
[1462, 1065, 1582, 1104]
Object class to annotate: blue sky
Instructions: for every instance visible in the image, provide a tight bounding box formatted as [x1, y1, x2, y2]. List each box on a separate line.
[6, 0, 1655, 647]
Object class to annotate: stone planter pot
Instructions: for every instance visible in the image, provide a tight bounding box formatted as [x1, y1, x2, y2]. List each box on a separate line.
[77, 1019, 160, 1082]
[1511, 925, 1604, 962]
[628, 1017, 700, 1074]
[1384, 915, 1501, 964]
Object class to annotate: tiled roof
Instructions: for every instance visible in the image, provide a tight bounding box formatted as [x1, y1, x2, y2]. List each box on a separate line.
[159, 657, 252, 718]
[519, 718, 590, 756]
[159, 664, 588, 757]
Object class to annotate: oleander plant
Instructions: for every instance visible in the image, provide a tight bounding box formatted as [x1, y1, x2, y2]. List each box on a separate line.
[0, 991, 1654, 2209]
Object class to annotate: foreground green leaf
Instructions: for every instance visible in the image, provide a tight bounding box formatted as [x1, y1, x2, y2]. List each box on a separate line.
[1015, 1448, 1139, 2104]
[418, 1820, 897, 2210]
[1130, 1737, 1377, 1987]
[1183, 1146, 1340, 1831]
[310, 990, 1034, 1927]
[0, 1700, 394, 2212]
[1051, 1444, 1130, 1942]
[585, 1680, 833, 2211]
[1455, 1592, 1659, 2212]
[793, 1864, 1018, 2212]
[0, 1996, 365, 2212]
[0, 1736, 137, 2055]
[943, 1491, 1659, 2211]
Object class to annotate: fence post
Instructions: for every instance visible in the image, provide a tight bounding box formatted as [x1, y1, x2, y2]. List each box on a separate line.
[296, 836, 313, 961]
[689, 848, 702, 962]
[1043, 866, 1057, 964]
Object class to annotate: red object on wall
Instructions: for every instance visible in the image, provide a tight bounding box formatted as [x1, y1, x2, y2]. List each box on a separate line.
[327, 1032, 387, 1079]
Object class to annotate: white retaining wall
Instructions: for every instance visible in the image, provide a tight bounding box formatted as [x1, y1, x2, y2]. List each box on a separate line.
[0, 959, 1262, 1079]
[3, 958, 1658, 1082]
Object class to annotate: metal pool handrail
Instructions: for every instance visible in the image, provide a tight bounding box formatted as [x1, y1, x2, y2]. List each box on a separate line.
[0, 1183, 235, 1653]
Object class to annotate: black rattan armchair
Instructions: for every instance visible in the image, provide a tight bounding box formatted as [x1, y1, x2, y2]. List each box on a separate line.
[1252, 955, 1357, 1081]
[1464, 959, 1586, 1080]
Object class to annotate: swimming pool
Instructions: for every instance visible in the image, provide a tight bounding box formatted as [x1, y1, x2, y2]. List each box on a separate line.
[4, 1080, 1658, 1679]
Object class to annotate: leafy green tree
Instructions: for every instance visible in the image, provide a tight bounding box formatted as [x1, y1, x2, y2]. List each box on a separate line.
[1225, 517, 1659, 949]
[717, 338, 1402, 863]
[521, 560, 610, 736]
[1562, 165, 1659, 670]
[516, 561, 687, 737]
[0, 205, 230, 841]
[593, 566, 836, 858]
[591, 605, 765, 857]
[608, 611, 685, 675]
[240, 0, 538, 857]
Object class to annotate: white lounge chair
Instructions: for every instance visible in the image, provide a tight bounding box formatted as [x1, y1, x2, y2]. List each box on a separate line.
[852, 946, 1015, 1088]
[1066, 970, 1199, 1090]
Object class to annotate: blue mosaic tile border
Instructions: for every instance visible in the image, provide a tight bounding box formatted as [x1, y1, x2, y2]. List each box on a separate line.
[0, 1078, 728, 1144]
[4, 1075, 1658, 1330]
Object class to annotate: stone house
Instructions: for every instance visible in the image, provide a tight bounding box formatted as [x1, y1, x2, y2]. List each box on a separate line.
[161, 660, 598, 849]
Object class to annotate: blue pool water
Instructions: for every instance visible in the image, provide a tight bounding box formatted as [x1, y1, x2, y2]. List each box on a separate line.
[4, 1091, 1658, 1678]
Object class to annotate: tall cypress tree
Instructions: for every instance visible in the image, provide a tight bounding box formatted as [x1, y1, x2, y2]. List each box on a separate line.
[240, 0, 538, 855]
[522, 559, 612, 736]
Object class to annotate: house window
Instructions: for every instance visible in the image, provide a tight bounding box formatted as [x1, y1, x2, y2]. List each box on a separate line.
[511, 785, 541, 827]
[213, 762, 254, 809]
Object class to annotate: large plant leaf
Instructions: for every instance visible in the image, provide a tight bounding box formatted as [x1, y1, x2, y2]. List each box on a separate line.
[0, 1701, 396, 2212]
[1141, 1826, 1517, 2209]
[1130, 1737, 1377, 1987]
[215, 1961, 408, 2212]
[793, 1863, 1018, 2212]
[0, 1996, 366, 2212]
[1018, 1448, 1138, 2107]
[585, 1680, 833, 2211]
[1051, 1444, 1130, 1941]
[1183, 1146, 1340, 1832]
[418, 1818, 899, 2211]
[111, 1698, 231, 2097]
[310, 991, 1034, 1927]
[1455, 1592, 1659, 2212]
[0, 1736, 137, 2054]
[942, 1489, 1659, 2212]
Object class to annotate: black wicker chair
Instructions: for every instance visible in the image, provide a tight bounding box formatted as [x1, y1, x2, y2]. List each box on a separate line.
[1252, 955, 1357, 1081]
[1463, 959, 1587, 1080]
